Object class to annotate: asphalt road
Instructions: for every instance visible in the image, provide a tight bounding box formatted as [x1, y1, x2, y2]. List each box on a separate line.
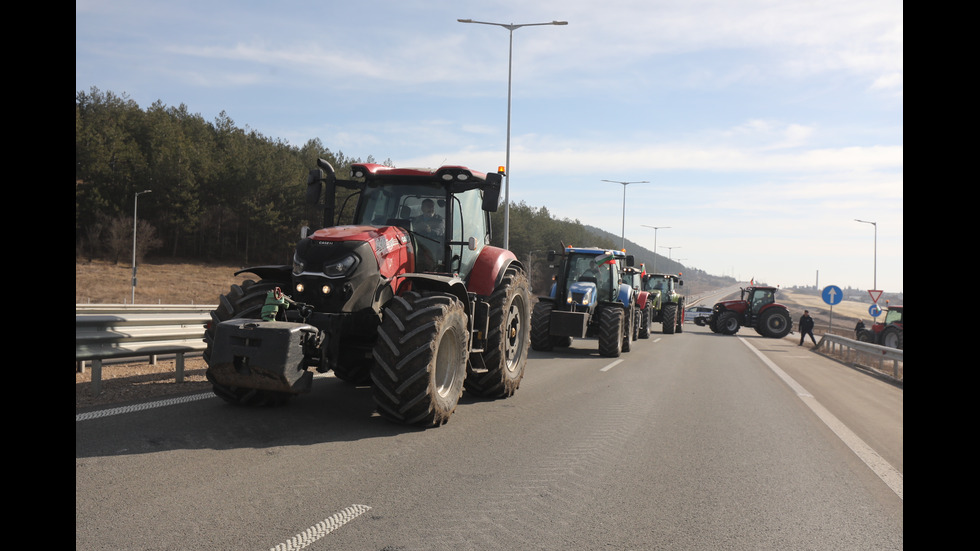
[76, 323, 903, 550]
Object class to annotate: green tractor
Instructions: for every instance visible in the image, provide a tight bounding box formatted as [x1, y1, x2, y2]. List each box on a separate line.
[642, 272, 685, 334]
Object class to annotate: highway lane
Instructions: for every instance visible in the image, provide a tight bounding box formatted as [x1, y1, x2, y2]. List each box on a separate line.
[76, 323, 902, 550]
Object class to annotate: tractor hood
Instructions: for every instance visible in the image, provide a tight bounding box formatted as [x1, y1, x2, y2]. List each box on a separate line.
[306, 225, 414, 279]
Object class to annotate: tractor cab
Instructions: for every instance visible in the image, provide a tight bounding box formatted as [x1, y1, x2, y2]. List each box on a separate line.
[745, 286, 775, 320]
[550, 250, 622, 308]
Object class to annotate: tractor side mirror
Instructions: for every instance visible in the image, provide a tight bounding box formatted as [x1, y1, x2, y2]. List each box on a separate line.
[547, 250, 556, 262]
[482, 172, 502, 212]
[626, 255, 635, 267]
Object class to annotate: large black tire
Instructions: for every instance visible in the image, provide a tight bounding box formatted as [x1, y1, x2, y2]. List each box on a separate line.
[638, 304, 651, 339]
[531, 301, 555, 351]
[371, 292, 468, 427]
[717, 310, 740, 335]
[676, 299, 685, 333]
[880, 325, 903, 349]
[662, 303, 677, 334]
[597, 307, 624, 358]
[856, 329, 875, 343]
[622, 304, 633, 352]
[758, 308, 792, 338]
[204, 279, 295, 407]
[465, 267, 530, 398]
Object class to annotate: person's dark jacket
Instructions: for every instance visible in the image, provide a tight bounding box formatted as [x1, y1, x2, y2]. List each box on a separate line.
[799, 314, 814, 333]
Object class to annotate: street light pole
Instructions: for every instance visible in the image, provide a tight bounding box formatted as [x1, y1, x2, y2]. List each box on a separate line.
[854, 219, 877, 291]
[660, 245, 681, 264]
[458, 18, 567, 250]
[602, 180, 648, 250]
[641, 225, 670, 273]
[132, 189, 152, 303]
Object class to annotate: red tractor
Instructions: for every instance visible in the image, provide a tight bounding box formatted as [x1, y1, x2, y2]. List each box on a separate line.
[855, 305, 903, 349]
[621, 264, 653, 338]
[706, 285, 792, 338]
[204, 159, 531, 427]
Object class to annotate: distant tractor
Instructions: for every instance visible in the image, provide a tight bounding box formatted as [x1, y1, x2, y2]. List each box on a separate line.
[531, 247, 637, 357]
[642, 272, 685, 334]
[706, 285, 792, 338]
[621, 264, 653, 338]
[855, 305, 903, 349]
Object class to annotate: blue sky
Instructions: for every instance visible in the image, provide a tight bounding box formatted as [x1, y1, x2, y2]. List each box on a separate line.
[76, 0, 903, 294]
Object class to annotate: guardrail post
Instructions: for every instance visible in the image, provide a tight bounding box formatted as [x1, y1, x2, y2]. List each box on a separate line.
[176, 353, 185, 383]
[91, 359, 102, 396]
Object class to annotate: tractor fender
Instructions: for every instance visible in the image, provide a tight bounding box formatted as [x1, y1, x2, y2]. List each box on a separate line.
[400, 273, 470, 307]
[758, 303, 789, 316]
[616, 283, 634, 308]
[635, 290, 649, 310]
[233, 265, 293, 282]
[467, 245, 522, 297]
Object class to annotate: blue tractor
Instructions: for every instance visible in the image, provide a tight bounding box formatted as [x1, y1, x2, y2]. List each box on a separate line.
[530, 247, 637, 357]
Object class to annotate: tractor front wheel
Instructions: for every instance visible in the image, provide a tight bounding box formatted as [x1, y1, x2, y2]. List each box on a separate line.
[662, 303, 678, 334]
[598, 307, 624, 358]
[371, 292, 468, 427]
[717, 310, 740, 335]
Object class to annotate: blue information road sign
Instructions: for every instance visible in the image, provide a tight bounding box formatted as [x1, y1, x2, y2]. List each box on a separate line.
[869, 304, 882, 317]
[822, 285, 843, 306]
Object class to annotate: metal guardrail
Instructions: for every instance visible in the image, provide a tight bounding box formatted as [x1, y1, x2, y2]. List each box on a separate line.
[815, 334, 903, 381]
[75, 305, 215, 395]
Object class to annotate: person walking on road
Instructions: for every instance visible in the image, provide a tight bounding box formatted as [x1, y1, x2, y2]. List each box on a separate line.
[798, 310, 817, 346]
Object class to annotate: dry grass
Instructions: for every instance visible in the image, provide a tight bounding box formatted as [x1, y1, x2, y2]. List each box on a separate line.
[75, 259, 248, 305]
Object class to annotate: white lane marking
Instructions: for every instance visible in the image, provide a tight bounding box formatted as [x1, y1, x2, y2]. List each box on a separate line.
[75, 392, 214, 422]
[739, 337, 903, 500]
[270, 504, 372, 551]
[600, 359, 624, 372]
[652, 337, 662, 343]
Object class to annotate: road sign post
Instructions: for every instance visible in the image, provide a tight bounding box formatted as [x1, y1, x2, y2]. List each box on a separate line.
[822, 285, 843, 333]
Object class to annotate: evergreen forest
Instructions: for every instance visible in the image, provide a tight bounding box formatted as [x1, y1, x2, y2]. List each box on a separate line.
[75, 88, 618, 269]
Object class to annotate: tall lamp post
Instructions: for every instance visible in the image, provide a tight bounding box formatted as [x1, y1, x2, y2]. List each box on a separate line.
[854, 218, 877, 292]
[660, 245, 681, 265]
[641, 225, 670, 273]
[132, 189, 152, 303]
[602, 179, 648, 249]
[458, 18, 567, 250]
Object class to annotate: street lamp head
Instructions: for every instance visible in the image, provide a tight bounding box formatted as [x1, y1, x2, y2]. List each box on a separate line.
[552, 21, 568, 25]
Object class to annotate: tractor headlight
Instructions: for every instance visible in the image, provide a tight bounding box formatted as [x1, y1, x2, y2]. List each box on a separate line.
[322, 254, 358, 278]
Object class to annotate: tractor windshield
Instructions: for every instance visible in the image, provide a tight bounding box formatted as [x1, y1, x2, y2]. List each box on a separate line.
[749, 288, 775, 313]
[883, 308, 903, 325]
[564, 254, 616, 302]
[355, 182, 448, 271]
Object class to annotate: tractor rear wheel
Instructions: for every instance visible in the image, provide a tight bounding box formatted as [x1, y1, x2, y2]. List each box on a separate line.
[639, 304, 651, 339]
[371, 292, 468, 427]
[466, 266, 530, 398]
[204, 279, 295, 407]
[598, 307, 624, 357]
[758, 308, 792, 338]
[880, 325, 903, 349]
[662, 303, 677, 334]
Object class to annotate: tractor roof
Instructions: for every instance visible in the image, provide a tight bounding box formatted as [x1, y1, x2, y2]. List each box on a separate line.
[351, 163, 491, 182]
[563, 246, 626, 257]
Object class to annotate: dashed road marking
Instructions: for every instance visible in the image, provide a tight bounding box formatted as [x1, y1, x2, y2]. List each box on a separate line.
[270, 504, 372, 551]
